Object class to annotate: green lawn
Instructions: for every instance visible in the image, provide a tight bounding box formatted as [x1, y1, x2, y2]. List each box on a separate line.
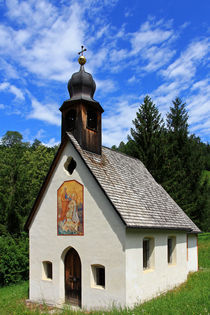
[0, 234, 210, 315]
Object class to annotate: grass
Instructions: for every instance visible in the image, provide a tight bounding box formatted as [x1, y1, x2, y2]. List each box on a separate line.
[0, 234, 210, 315]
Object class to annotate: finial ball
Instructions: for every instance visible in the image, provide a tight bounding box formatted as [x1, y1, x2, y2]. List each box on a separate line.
[78, 55, 86, 65]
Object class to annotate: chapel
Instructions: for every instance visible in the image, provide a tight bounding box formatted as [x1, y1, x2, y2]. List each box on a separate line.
[25, 47, 200, 310]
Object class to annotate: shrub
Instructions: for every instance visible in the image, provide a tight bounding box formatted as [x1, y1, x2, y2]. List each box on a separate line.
[0, 233, 29, 286]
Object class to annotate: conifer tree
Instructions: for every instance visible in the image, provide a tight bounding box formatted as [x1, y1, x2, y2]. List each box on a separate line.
[163, 98, 207, 227]
[166, 97, 188, 135]
[113, 97, 209, 230]
[130, 95, 164, 179]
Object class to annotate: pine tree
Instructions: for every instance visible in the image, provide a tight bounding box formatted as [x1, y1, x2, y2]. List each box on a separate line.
[112, 97, 209, 230]
[163, 98, 207, 228]
[167, 97, 188, 135]
[130, 95, 164, 179]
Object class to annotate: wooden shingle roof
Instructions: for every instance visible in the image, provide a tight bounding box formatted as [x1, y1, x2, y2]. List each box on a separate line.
[68, 133, 200, 233]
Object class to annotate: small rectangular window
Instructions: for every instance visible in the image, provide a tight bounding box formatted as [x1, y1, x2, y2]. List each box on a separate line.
[43, 261, 53, 280]
[96, 267, 105, 286]
[91, 265, 105, 288]
[143, 239, 150, 269]
[168, 238, 173, 263]
[168, 236, 176, 264]
[143, 237, 155, 270]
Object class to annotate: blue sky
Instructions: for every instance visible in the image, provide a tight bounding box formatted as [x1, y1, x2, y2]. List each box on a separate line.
[0, 0, 209, 147]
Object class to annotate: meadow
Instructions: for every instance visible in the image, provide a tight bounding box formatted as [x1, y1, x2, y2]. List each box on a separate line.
[0, 233, 209, 315]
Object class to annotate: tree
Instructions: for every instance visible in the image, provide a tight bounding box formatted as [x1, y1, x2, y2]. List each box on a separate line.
[1, 131, 23, 147]
[166, 97, 188, 135]
[17, 144, 56, 227]
[130, 95, 165, 179]
[163, 98, 208, 228]
[0, 132, 25, 234]
[111, 96, 209, 230]
[163, 97, 190, 194]
[0, 131, 56, 234]
[31, 139, 42, 149]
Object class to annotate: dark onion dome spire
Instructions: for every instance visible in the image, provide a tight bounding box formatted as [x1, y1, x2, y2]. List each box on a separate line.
[60, 46, 104, 154]
[67, 48, 96, 102]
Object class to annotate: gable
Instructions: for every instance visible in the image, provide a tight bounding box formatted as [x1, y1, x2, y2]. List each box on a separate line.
[25, 135, 125, 232]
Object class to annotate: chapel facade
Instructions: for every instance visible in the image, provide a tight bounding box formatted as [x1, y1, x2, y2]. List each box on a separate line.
[25, 49, 200, 310]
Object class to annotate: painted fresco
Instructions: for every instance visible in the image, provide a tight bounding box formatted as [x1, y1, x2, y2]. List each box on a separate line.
[57, 181, 83, 235]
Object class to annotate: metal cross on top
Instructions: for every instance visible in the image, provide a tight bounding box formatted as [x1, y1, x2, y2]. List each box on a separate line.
[78, 45, 87, 56]
[78, 45, 87, 65]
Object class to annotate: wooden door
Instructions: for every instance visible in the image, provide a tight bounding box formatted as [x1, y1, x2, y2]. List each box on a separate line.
[65, 248, 81, 306]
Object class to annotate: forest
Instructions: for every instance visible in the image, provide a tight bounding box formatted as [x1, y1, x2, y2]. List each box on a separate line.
[0, 96, 209, 286]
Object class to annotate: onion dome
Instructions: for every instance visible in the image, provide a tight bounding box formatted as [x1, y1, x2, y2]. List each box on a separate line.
[68, 54, 96, 102]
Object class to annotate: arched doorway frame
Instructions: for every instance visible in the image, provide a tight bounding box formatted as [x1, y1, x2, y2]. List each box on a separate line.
[61, 246, 82, 307]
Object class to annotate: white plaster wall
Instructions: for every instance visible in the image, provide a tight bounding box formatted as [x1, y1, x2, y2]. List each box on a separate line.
[187, 234, 198, 272]
[29, 142, 126, 310]
[125, 230, 188, 306]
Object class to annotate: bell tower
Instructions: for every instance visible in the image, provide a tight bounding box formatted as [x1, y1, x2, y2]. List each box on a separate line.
[60, 46, 104, 155]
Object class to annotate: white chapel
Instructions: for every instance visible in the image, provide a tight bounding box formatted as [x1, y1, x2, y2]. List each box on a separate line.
[25, 50, 200, 310]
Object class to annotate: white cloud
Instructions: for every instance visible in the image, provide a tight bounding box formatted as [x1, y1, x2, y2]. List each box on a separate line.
[187, 79, 210, 138]
[42, 137, 60, 147]
[28, 98, 60, 126]
[116, 19, 177, 74]
[100, 18, 177, 75]
[0, 104, 5, 109]
[0, 82, 25, 100]
[149, 38, 210, 122]
[142, 46, 176, 72]
[102, 96, 139, 146]
[1, 1, 86, 82]
[109, 48, 128, 63]
[35, 128, 45, 140]
[130, 19, 174, 53]
[161, 39, 210, 81]
[9, 85, 25, 100]
[6, 0, 57, 29]
[96, 79, 116, 94]
[0, 82, 9, 90]
[128, 75, 136, 83]
[0, 58, 19, 79]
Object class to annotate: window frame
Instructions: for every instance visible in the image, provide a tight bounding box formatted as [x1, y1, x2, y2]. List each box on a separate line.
[64, 156, 77, 175]
[42, 261, 53, 281]
[167, 236, 176, 265]
[143, 237, 155, 271]
[91, 264, 105, 289]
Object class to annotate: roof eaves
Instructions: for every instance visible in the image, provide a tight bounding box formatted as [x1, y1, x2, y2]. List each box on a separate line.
[127, 225, 193, 232]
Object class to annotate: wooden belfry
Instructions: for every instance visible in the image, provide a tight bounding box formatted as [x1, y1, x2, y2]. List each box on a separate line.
[59, 46, 104, 155]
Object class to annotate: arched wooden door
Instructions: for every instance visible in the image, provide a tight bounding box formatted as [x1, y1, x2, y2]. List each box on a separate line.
[65, 248, 81, 306]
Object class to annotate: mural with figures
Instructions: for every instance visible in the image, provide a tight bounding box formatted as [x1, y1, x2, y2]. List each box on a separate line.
[57, 180, 84, 235]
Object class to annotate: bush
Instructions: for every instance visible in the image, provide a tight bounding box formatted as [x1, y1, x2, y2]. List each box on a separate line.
[0, 233, 29, 286]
